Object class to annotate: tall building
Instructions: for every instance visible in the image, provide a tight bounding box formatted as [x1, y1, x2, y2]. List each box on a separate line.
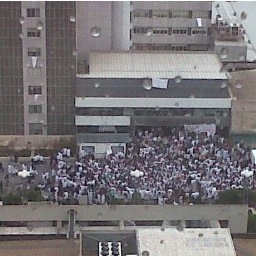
[76, 1, 213, 69]
[0, 1, 229, 148]
[131, 1, 212, 51]
[0, 1, 76, 146]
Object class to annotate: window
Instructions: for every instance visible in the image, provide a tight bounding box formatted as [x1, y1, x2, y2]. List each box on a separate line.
[171, 10, 189, 18]
[171, 45, 188, 51]
[28, 48, 41, 56]
[81, 146, 95, 156]
[28, 86, 42, 95]
[133, 9, 150, 18]
[29, 105, 42, 114]
[153, 28, 168, 35]
[191, 29, 207, 35]
[172, 29, 187, 35]
[27, 28, 41, 38]
[29, 123, 43, 135]
[133, 27, 146, 34]
[152, 10, 169, 18]
[27, 8, 40, 17]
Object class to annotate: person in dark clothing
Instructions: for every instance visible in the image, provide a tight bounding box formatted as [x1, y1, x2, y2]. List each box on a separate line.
[0, 162, 4, 172]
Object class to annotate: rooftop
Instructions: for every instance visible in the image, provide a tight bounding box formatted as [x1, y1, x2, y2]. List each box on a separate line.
[137, 227, 236, 256]
[77, 51, 228, 80]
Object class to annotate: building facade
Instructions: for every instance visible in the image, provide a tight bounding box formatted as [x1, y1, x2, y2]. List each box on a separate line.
[0, 1, 76, 146]
[76, 52, 231, 157]
[131, 1, 212, 52]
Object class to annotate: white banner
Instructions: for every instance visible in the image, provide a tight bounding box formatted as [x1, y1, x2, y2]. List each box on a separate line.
[152, 78, 168, 89]
[31, 56, 38, 68]
[184, 124, 216, 137]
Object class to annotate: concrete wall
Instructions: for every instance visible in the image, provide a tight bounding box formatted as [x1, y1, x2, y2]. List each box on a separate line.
[0, 135, 74, 149]
[231, 100, 256, 134]
[76, 1, 113, 64]
[0, 205, 248, 234]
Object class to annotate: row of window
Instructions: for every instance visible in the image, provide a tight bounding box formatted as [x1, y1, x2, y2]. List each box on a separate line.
[29, 104, 42, 114]
[27, 8, 40, 17]
[75, 108, 230, 117]
[27, 28, 41, 37]
[133, 27, 208, 36]
[133, 9, 211, 19]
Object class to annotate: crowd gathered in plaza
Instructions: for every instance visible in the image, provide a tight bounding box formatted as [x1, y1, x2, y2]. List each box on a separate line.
[2, 126, 256, 205]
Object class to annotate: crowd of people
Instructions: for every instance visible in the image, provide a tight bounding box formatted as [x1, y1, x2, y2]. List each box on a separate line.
[38, 127, 255, 205]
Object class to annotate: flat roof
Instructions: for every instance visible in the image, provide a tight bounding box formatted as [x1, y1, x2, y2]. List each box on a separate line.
[78, 51, 227, 80]
[137, 227, 237, 256]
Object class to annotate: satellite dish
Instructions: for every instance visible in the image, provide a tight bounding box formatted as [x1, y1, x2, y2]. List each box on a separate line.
[19, 16, 25, 24]
[94, 82, 100, 88]
[70, 64, 75, 69]
[146, 28, 153, 36]
[142, 251, 150, 256]
[174, 75, 182, 84]
[90, 27, 101, 37]
[239, 54, 246, 61]
[72, 49, 78, 56]
[142, 79, 152, 90]
[69, 15, 76, 22]
[240, 11, 247, 20]
[36, 21, 43, 30]
[220, 82, 227, 88]
[19, 33, 24, 39]
[235, 83, 243, 89]
[220, 47, 228, 59]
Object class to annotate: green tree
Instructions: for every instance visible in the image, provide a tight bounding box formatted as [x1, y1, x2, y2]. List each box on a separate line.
[131, 190, 142, 205]
[247, 214, 256, 233]
[217, 189, 256, 206]
[2, 193, 22, 205]
[27, 189, 45, 202]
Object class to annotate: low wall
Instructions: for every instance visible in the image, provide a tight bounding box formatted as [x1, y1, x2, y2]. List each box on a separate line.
[0, 204, 248, 235]
[0, 135, 74, 149]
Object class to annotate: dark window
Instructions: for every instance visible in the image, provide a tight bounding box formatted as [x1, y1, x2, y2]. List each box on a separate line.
[27, 28, 41, 38]
[29, 123, 43, 135]
[27, 8, 40, 17]
[28, 48, 41, 56]
[28, 86, 42, 95]
[29, 105, 42, 114]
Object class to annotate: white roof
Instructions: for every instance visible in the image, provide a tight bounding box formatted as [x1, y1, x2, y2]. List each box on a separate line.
[137, 227, 237, 256]
[78, 52, 227, 79]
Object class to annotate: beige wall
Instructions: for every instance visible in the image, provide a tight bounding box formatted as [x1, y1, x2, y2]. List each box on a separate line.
[231, 100, 256, 134]
[0, 135, 74, 149]
[0, 204, 248, 234]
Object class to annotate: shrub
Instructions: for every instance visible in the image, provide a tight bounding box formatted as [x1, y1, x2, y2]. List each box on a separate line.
[2, 193, 22, 205]
[27, 188, 45, 202]
[248, 214, 256, 233]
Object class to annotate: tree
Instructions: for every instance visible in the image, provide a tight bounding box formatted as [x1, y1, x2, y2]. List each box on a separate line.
[27, 188, 45, 202]
[217, 189, 256, 206]
[2, 193, 22, 205]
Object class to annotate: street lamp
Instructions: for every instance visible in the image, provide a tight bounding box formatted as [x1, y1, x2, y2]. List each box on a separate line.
[18, 170, 30, 204]
[241, 169, 254, 205]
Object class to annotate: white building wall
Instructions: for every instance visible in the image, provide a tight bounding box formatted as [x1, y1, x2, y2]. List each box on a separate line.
[75, 116, 131, 126]
[111, 1, 131, 50]
[76, 97, 232, 109]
